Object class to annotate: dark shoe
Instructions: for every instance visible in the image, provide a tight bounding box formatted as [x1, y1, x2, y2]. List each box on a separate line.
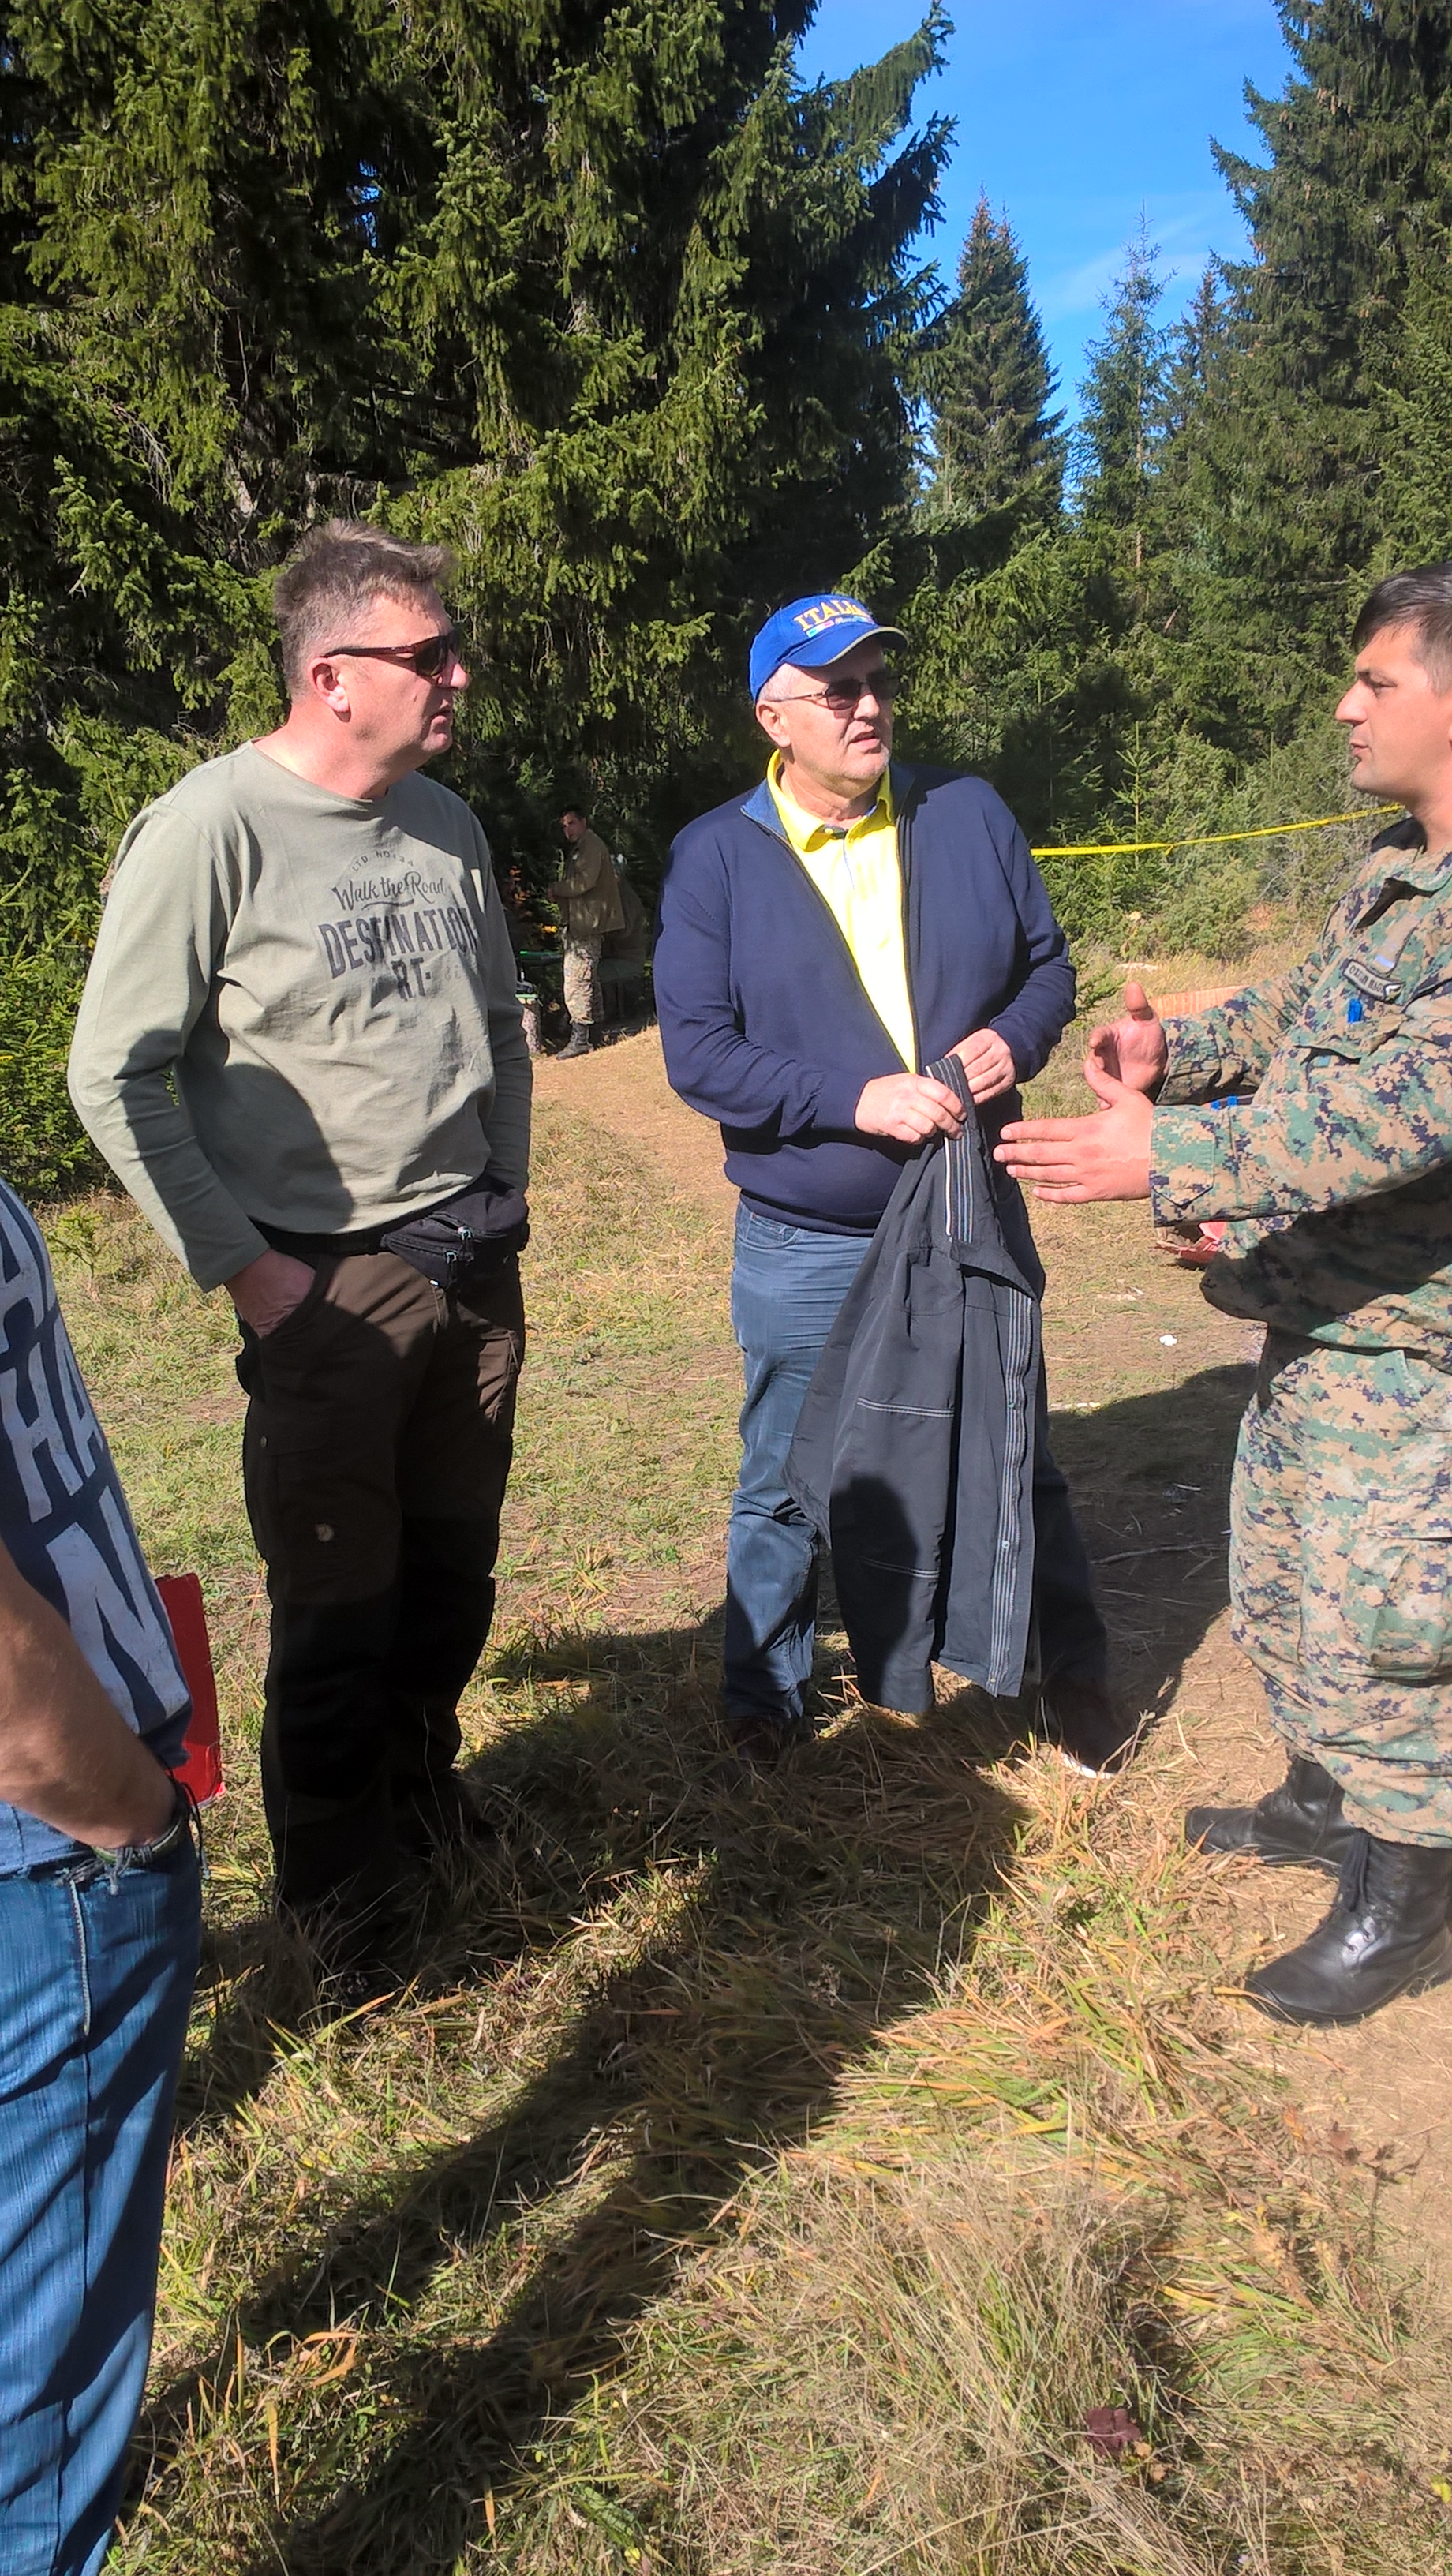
[1186, 1754, 1356, 1878]
[557, 1022, 593, 1058]
[1038, 1673, 1137, 1775]
[396, 1769, 497, 1864]
[724, 1707, 810, 1773]
[279, 1881, 414, 1982]
[310, 1956, 406, 2026]
[1245, 1830, 1452, 2027]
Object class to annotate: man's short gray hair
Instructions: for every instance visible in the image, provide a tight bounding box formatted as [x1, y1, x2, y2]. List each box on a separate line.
[754, 662, 806, 712]
[1353, 562, 1452, 691]
[271, 520, 455, 695]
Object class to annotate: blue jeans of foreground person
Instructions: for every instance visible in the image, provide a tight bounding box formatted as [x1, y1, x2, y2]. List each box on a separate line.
[0, 1836, 201, 2575]
[725, 1202, 1106, 1726]
[727, 1208, 874, 1723]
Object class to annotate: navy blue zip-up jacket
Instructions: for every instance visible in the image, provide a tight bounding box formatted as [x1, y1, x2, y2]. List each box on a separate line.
[653, 761, 1077, 1232]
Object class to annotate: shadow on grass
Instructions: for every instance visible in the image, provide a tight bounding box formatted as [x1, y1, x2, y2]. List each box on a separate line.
[1052, 1360, 1254, 1725]
[136, 1365, 1251, 2572]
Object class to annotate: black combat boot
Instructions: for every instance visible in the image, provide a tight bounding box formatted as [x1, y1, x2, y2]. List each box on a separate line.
[1185, 1754, 1357, 1878]
[1245, 1829, 1452, 2026]
[558, 1021, 593, 1058]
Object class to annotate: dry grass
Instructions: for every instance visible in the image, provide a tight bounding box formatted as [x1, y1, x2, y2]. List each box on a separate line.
[39, 1036, 1452, 2576]
[469, 1768, 1452, 2575]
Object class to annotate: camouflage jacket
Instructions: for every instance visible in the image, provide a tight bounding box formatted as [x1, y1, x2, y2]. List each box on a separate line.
[1149, 820, 1452, 1363]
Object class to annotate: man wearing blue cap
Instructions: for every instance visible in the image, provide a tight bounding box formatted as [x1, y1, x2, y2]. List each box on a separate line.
[654, 593, 1113, 1769]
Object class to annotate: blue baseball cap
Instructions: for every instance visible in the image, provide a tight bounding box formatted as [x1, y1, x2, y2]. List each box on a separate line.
[748, 593, 905, 701]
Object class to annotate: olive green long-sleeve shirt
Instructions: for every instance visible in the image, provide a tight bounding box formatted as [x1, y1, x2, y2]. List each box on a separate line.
[1150, 820, 1452, 1364]
[554, 826, 626, 938]
[68, 745, 531, 1290]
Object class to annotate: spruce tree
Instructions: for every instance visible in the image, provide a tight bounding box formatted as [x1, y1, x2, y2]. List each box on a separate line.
[890, 10, 1452, 945]
[388, 3, 953, 829]
[0, 1, 953, 1188]
[1072, 224, 1168, 563]
[13, 0, 952, 845]
[1383, 243, 1452, 558]
[1196, 0, 1452, 692]
[0, 1, 284, 1186]
[923, 197, 1063, 522]
[1105, 264, 1267, 758]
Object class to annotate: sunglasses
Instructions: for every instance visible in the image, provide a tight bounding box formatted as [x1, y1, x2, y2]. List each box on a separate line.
[780, 666, 897, 716]
[323, 624, 466, 680]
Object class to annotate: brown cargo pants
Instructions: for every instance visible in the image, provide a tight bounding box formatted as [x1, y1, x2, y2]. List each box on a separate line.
[236, 1249, 525, 1949]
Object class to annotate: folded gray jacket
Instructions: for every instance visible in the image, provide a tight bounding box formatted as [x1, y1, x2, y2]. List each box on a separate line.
[785, 1055, 1043, 1711]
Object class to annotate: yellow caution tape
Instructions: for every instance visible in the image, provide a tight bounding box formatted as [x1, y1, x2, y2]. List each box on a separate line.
[1031, 805, 1398, 860]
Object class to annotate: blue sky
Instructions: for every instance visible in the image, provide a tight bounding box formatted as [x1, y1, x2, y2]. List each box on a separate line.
[795, 0, 1294, 417]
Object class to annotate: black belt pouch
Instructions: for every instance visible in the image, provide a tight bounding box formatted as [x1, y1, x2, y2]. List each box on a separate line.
[381, 1175, 530, 1290]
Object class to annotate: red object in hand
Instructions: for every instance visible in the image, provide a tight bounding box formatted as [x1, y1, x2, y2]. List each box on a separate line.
[156, 1573, 224, 1807]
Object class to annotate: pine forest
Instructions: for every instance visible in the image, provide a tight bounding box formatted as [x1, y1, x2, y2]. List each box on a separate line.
[4, 0, 1452, 1188]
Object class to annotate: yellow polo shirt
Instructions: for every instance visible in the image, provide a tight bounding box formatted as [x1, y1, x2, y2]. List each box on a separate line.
[767, 756, 916, 1069]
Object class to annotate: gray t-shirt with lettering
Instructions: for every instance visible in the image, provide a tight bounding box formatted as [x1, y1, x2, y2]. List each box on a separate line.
[69, 744, 531, 1287]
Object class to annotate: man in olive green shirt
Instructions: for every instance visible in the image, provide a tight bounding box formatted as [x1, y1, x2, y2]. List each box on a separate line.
[554, 803, 625, 1054]
[69, 520, 531, 1987]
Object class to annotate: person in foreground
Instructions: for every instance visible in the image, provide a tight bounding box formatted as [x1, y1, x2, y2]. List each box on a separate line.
[654, 591, 1113, 1769]
[69, 522, 530, 1989]
[996, 562, 1452, 2027]
[0, 1174, 200, 2571]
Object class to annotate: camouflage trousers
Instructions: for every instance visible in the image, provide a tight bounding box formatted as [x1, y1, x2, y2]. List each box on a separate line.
[1229, 1332, 1452, 1845]
[563, 935, 603, 1025]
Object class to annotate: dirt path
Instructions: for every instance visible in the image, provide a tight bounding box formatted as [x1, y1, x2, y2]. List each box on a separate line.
[537, 1025, 1452, 2286]
[533, 1028, 736, 1227]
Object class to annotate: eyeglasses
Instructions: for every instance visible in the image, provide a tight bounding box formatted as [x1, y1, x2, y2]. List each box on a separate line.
[780, 667, 897, 716]
[322, 625, 466, 680]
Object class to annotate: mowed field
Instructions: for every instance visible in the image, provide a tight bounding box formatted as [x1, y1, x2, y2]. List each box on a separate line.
[45, 1008, 1452, 2575]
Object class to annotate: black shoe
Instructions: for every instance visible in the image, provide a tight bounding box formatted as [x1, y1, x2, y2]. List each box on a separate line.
[309, 1957, 406, 2026]
[278, 1883, 414, 1982]
[1245, 1830, 1452, 2027]
[439, 1773, 498, 1852]
[1185, 1754, 1356, 1878]
[396, 1771, 497, 1864]
[557, 1021, 594, 1058]
[724, 1708, 810, 1773]
[1037, 1673, 1137, 1775]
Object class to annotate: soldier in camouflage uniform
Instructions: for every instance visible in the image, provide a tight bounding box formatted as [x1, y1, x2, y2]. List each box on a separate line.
[994, 562, 1452, 2028]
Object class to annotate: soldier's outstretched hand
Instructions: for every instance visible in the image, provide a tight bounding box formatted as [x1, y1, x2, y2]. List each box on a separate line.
[994, 1071, 1154, 1203]
[1085, 980, 1168, 1095]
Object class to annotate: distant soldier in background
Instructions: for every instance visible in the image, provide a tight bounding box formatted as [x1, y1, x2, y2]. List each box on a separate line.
[997, 562, 1452, 2028]
[554, 803, 626, 1055]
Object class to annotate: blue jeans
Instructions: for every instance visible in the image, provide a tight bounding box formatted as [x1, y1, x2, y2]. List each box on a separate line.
[726, 1207, 874, 1722]
[0, 1835, 201, 2574]
[724, 1202, 1107, 1725]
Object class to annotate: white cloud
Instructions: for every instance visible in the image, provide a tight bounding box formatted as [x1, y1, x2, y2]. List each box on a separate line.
[1036, 197, 1233, 322]
[1039, 247, 1131, 320]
